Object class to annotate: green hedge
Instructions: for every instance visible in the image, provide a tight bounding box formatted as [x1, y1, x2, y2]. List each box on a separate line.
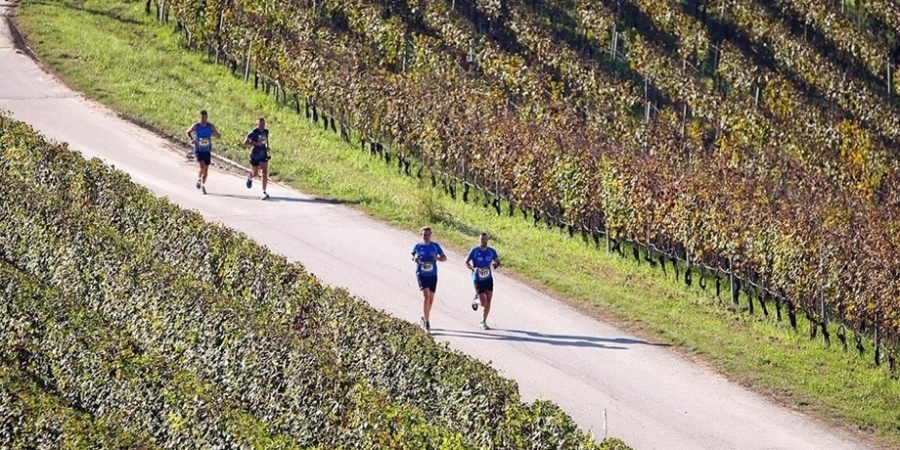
[0, 362, 156, 449]
[0, 114, 626, 448]
[0, 137, 469, 448]
[0, 259, 302, 448]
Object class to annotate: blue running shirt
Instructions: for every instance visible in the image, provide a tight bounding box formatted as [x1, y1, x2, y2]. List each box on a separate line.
[412, 242, 444, 277]
[194, 123, 213, 153]
[467, 246, 499, 281]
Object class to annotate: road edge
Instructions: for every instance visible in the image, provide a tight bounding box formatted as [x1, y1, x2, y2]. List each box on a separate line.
[3, 2, 252, 177]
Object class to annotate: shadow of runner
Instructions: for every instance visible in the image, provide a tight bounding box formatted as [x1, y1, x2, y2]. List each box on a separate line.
[428, 327, 659, 350]
[504, 329, 670, 347]
[205, 192, 357, 204]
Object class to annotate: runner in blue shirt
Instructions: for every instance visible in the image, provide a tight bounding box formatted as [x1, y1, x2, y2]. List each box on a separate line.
[244, 117, 271, 200]
[186, 110, 221, 195]
[465, 232, 501, 330]
[411, 226, 447, 331]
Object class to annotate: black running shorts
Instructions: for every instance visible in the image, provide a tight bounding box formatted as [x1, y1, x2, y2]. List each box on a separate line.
[250, 152, 270, 166]
[474, 278, 494, 294]
[195, 151, 211, 165]
[417, 276, 438, 292]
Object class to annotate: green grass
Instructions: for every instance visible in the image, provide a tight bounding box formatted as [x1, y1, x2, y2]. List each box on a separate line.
[13, 0, 900, 447]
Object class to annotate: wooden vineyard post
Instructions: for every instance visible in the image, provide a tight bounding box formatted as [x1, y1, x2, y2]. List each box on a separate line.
[730, 257, 738, 308]
[887, 59, 893, 99]
[822, 290, 829, 344]
[216, 8, 226, 65]
[610, 27, 618, 69]
[243, 39, 252, 82]
[644, 78, 651, 122]
[875, 317, 882, 367]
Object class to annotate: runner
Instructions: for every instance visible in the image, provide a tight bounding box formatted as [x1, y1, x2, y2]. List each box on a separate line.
[186, 110, 221, 194]
[411, 226, 447, 331]
[244, 116, 271, 200]
[465, 232, 501, 330]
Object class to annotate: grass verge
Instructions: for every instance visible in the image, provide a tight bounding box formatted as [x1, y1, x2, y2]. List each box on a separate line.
[12, 0, 900, 447]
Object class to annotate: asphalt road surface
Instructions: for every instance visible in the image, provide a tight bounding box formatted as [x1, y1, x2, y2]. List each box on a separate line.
[0, 7, 876, 450]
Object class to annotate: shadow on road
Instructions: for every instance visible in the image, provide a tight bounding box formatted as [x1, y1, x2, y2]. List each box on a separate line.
[205, 192, 357, 204]
[429, 328, 669, 349]
[28, 0, 142, 25]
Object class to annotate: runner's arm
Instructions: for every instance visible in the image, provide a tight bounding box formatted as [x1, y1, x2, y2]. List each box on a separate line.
[211, 123, 222, 139]
[186, 124, 196, 142]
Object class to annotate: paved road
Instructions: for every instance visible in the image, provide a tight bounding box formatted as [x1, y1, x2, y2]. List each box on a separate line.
[0, 7, 876, 450]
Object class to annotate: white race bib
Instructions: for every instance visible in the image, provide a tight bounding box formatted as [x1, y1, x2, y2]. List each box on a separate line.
[476, 267, 491, 279]
[421, 262, 434, 272]
[198, 138, 210, 146]
[258, 137, 268, 146]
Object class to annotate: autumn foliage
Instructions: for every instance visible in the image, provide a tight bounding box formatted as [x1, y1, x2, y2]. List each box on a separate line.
[160, 0, 900, 370]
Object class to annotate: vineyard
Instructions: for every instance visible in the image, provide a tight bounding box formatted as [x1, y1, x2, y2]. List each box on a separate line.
[150, 0, 900, 374]
[0, 113, 628, 449]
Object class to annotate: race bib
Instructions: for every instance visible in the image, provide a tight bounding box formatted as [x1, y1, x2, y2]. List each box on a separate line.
[476, 267, 491, 279]
[420, 262, 434, 272]
[198, 138, 210, 146]
[258, 137, 268, 146]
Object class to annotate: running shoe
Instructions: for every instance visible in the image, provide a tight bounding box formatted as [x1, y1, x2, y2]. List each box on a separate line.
[246, 178, 252, 189]
[196, 179, 202, 190]
[421, 316, 430, 331]
[480, 319, 490, 330]
[201, 185, 207, 195]
[261, 192, 270, 201]
[471, 295, 479, 311]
